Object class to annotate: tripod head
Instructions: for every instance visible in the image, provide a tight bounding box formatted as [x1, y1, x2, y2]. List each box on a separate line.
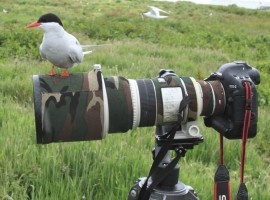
[128, 123, 203, 200]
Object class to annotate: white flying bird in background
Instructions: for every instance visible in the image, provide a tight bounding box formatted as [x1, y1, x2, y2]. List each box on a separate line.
[142, 6, 169, 19]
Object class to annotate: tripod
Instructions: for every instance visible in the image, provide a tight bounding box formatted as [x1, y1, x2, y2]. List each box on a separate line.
[128, 123, 203, 200]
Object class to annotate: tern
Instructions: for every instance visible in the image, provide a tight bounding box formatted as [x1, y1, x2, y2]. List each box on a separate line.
[142, 6, 169, 19]
[27, 13, 95, 77]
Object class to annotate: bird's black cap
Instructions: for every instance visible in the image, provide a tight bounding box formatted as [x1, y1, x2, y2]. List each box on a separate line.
[37, 13, 63, 27]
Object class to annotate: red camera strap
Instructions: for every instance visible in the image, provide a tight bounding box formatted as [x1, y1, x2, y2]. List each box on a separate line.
[214, 81, 252, 200]
[214, 134, 231, 200]
[237, 81, 252, 200]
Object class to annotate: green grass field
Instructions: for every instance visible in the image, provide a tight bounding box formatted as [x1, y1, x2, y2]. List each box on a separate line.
[0, 0, 270, 199]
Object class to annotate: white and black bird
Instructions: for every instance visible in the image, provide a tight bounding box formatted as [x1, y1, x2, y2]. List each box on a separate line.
[142, 6, 169, 19]
[27, 13, 95, 77]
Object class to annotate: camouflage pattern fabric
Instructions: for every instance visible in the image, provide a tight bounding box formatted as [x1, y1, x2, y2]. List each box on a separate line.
[33, 69, 105, 144]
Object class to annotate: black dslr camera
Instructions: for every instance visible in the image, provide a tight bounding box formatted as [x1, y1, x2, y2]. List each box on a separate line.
[204, 61, 260, 139]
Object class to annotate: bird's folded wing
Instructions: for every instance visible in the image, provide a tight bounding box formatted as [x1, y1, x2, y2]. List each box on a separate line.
[69, 46, 83, 63]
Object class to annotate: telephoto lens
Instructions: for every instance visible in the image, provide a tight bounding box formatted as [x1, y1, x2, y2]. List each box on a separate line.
[33, 61, 259, 144]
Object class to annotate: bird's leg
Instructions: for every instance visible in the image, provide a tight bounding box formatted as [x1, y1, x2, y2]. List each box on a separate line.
[60, 69, 69, 77]
[48, 65, 56, 76]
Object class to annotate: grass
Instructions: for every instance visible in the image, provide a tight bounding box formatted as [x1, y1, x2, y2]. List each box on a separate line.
[0, 0, 270, 199]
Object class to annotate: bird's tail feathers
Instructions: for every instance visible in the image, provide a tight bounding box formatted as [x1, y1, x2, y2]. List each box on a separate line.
[82, 44, 110, 55]
[83, 50, 93, 55]
[81, 44, 110, 49]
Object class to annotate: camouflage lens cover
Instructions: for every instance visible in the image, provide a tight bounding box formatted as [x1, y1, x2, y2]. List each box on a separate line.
[33, 70, 107, 144]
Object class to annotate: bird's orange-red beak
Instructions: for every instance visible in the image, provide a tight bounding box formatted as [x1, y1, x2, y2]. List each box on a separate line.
[26, 21, 41, 28]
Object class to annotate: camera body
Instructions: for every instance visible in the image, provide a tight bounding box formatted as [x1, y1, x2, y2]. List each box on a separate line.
[204, 61, 260, 139]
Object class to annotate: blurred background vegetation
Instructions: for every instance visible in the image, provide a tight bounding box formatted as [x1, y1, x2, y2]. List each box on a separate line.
[0, 0, 269, 199]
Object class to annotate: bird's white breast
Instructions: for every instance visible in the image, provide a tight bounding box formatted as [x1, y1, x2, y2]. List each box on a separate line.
[40, 24, 83, 68]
